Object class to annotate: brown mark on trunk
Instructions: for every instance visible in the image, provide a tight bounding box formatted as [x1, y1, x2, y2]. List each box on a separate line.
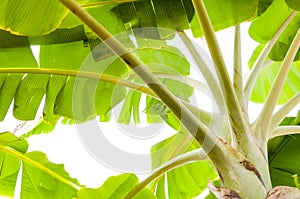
[240, 159, 265, 188]
[208, 180, 241, 199]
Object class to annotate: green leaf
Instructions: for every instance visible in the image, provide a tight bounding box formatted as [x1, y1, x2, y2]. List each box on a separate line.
[285, 0, 300, 10]
[0, 132, 28, 153]
[151, 0, 190, 31]
[77, 173, 156, 199]
[249, 0, 300, 61]
[269, 135, 300, 187]
[21, 152, 80, 199]
[0, 46, 38, 121]
[13, 74, 50, 120]
[0, 132, 28, 197]
[40, 41, 127, 122]
[0, 30, 30, 48]
[268, 112, 300, 187]
[251, 61, 300, 104]
[190, 0, 257, 37]
[135, 46, 191, 75]
[0, 0, 88, 36]
[0, 152, 20, 197]
[258, 0, 275, 16]
[29, 25, 88, 45]
[249, 0, 293, 43]
[248, 44, 266, 69]
[151, 132, 217, 199]
[118, 90, 141, 124]
[0, 133, 79, 198]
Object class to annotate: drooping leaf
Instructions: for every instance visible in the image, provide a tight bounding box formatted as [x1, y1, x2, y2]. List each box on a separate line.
[249, 0, 300, 61]
[268, 111, 300, 187]
[251, 61, 300, 104]
[77, 173, 156, 199]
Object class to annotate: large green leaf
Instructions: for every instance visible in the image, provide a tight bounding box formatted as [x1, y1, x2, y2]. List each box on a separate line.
[77, 173, 156, 199]
[250, 61, 300, 104]
[0, 0, 88, 36]
[249, 0, 300, 61]
[151, 132, 217, 199]
[0, 132, 80, 198]
[268, 112, 300, 187]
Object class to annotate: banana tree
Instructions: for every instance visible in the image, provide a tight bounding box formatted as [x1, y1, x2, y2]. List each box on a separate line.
[0, 0, 300, 198]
